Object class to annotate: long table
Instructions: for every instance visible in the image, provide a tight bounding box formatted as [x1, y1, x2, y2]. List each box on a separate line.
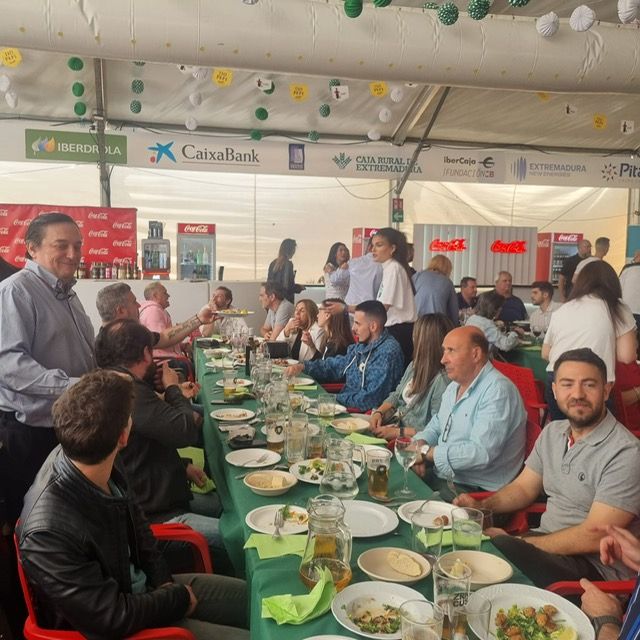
[505, 344, 548, 382]
[195, 347, 532, 640]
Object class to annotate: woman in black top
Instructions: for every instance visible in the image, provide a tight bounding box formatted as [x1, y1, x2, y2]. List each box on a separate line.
[267, 238, 305, 303]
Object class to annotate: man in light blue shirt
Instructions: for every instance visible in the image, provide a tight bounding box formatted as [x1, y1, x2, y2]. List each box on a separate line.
[413, 326, 526, 500]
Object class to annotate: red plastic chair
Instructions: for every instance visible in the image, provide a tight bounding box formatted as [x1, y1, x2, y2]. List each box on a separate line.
[492, 360, 548, 427]
[14, 522, 212, 640]
[611, 387, 640, 437]
[547, 579, 636, 596]
[320, 383, 345, 393]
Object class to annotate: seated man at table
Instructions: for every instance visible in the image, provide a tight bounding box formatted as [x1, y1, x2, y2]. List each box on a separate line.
[412, 326, 526, 500]
[454, 348, 640, 588]
[529, 280, 562, 333]
[286, 300, 405, 412]
[259, 280, 294, 340]
[95, 319, 228, 569]
[17, 369, 248, 639]
[494, 271, 528, 323]
[200, 285, 249, 337]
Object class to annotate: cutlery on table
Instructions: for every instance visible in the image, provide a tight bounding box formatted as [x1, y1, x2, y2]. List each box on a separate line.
[242, 452, 269, 467]
[272, 508, 284, 539]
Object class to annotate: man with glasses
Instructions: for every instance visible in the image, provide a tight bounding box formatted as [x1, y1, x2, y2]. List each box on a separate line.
[412, 326, 526, 501]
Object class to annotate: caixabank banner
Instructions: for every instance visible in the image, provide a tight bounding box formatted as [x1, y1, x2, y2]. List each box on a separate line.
[0, 204, 137, 268]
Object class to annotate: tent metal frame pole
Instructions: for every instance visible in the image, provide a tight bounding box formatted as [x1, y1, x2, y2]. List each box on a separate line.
[392, 85, 444, 147]
[93, 58, 111, 207]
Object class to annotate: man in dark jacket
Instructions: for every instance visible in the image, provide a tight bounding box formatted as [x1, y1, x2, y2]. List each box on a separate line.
[17, 369, 248, 639]
[94, 319, 224, 560]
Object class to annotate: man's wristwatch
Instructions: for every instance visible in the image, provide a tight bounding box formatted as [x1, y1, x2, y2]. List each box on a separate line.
[420, 444, 430, 459]
[592, 615, 622, 638]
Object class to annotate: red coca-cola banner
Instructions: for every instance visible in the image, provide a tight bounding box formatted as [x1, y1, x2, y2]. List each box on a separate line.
[177, 223, 215, 235]
[429, 238, 467, 252]
[490, 239, 527, 254]
[0, 204, 137, 268]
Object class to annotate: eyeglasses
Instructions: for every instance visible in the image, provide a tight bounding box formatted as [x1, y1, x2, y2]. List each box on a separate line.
[442, 412, 454, 442]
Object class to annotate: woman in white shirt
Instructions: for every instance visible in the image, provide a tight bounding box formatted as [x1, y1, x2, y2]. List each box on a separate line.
[542, 260, 637, 420]
[323, 242, 350, 300]
[371, 227, 417, 366]
[276, 299, 326, 361]
[466, 291, 521, 353]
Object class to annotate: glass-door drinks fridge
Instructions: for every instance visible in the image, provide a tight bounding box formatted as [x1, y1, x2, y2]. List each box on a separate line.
[177, 223, 216, 280]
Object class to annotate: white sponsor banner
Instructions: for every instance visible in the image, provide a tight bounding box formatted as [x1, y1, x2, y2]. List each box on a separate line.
[1, 121, 639, 188]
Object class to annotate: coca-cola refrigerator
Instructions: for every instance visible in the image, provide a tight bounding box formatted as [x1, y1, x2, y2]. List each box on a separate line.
[177, 223, 216, 280]
[351, 227, 379, 258]
[536, 232, 583, 285]
[413, 224, 538, 286]
[142, 221, 170, 280]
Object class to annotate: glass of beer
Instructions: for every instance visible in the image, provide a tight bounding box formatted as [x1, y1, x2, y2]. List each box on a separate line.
[399, 599, 444, 640]
[317, 393, 336, 428]
[222, 370, 237, 400]
[306, 425, 325, 459]
[265, 412, 286, 454]
[366, 448, 392, 500]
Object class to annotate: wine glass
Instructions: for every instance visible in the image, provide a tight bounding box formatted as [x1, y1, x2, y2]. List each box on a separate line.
[394, 436, 418, 498]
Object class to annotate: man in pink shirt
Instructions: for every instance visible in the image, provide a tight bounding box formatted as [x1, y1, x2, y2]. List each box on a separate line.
[139, 282, 186, 361]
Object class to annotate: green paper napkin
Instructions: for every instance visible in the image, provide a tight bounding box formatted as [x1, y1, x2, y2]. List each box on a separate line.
[177, 447, 215, 493]
[262, 566, 336, 625]
[244, 534, 307, 559]
[346, 432, 387, 445]
[294, 384, 317, 391]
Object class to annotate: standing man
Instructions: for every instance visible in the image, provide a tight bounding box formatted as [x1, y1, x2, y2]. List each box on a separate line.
[344, 237, 383, 306]
[0, 212, 95, 521]
[258, 281, 294, 340]
[200, 286, 249, 337]
[494, 271, 528, 323]
[620, 251, 640, 333]
[529, 281, 562, 333]
[573, 237, 610, 284]
[558, 238, 591, 301]
[457, 276, 478, 311]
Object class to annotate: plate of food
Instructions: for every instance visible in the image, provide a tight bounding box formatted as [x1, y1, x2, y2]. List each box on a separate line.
[331, 581, 426, 639]
[438, 550, 512, 587]
[243, 470, 297, 496]
[210, 408, 255, 422]
[291, 376, 315, 386]
[397, 500, 456, 529]
[203, 347, 231, 358]
[306, 403, 348, 416]
[215, 309, 255, 317]
[225, 448, 280, 468]
[475, 583, 594, 640]
[215, 378, 253, 388]
[261, 422, 320, 437]
[331, 416, 370, 435]
[289, 458, 364, 485]
[343, 502, 399, 538]
[245, 504, 309, 535]
[358, 547, 431, 584]
[272, 358, 299, 367]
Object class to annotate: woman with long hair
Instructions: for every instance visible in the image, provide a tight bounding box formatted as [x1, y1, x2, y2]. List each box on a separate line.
[369, 313, 453, 440]
[267, 238, 304, 303]
[323, 242, 350, 300]
[314, 297, 355, 359]
[371, 227, 417, 366]
[275, 298, 326, 361]
[543, 260, 637, 419]
[466, 291, 521, 352]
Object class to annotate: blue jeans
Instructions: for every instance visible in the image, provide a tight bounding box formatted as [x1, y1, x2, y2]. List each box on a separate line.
[164, 493, 223, 549]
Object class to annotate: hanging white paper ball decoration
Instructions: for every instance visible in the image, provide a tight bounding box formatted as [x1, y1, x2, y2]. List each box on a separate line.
[189, 92, 202, 107]
[390, 87, 404, 103]
[569, 5, 596, 31]
[185, 116, 198, 131]
[367, 129, 381, 141]
[536, 12, 559, 37]
[618, 0, 640, 23]
[0, 74, 10, 93]
[5, 90, 17, 109]
[192, 67, 208, 80]
[379, 107, 392, 123]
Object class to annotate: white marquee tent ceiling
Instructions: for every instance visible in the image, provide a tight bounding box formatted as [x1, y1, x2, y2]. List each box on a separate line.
[0, 0, 638, 155]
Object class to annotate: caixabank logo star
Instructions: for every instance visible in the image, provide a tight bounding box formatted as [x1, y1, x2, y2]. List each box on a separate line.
[601, 163, 618, 182]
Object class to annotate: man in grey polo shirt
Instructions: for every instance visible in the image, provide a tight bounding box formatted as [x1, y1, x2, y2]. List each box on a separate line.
[259, 280, 294, 340]
[455, 348, 640, 588]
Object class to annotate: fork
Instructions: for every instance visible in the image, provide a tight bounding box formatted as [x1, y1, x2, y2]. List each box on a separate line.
[272, 508, 284, 539]
[243, 452, 269, 467]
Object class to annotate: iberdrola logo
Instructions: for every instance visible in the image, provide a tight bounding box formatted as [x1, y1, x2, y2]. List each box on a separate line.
[31, 137, 56, 153]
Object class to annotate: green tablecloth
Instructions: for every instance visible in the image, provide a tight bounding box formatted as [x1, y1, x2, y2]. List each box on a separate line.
[195, 346, 532, 640]
[505, 344, 548, 382]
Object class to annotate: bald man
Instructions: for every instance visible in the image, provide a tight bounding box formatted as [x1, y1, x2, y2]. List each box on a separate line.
[412, 326, 527, 501]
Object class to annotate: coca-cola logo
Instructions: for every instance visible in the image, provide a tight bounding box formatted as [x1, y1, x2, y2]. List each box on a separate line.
[13, 218, 34, 226]
[15, 255, 25, 264]
[89, 230, 109, 238]
[0, 227, 8, 235]
[491, 240, 527, 254]
[76, 221, 84, 228]
[88, 212, 108, 220]
[557, 233, 579, 242]
[537, 239, 550, 248]
[15, 238, 25, 246]
[0, 245, 9, 254]
[183, 224, 209, 233]
[89, 248, 109, 255]
[113, 239, 133, 247]
[429, 238, 467, 252]
[0, 209, 8, 217]
[112, 221, 133, 230]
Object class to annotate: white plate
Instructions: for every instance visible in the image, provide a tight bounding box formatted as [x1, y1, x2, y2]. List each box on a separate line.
[215, 378, 252, 387]
[215, 309, 255, 317]
[292, 376, 315, 386]
[210, 408, 256, 422]
[224, 448, 280, 468]
[332, 581, 426, 640]
[245, 504, 309, 535]
[271, 358, 300, 366]
[397, 500, 456, 529]
[343, 501, 399, 537]
[289, 458, 364, 485]
[358, 547, 431, 584]
[476, 583, 594, 640]
[438, 550, 513, 587]
[304, 636, 355, 640]
[260, 423, 320, 436]
[306, 403, 348, 416]
[331, 416, 370, 435]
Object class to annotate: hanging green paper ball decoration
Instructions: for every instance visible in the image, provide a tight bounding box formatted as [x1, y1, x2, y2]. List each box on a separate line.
[308, 130, 320, 142]
[71, 82, 85, 97]
[67, 57, 84, 71]
[130, 99, 142, 114]
[467, 0, 490, 20]
[133, 60, 146, 66]
[344, 0, 363, 18]
[438, 2, 459, 24]
[264, 82, 275, 95]
[131, 79, 144, 94]
[507, 0, 529, 6]
[319, 103, 331, 117]
[373, 0, 392, 7]
[250, 129, 262, 141]
[329, 79, 341, 88]
[255, 107, 269, 121]
[423, 2, 439, 9]
[74, 101, 87, 116]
